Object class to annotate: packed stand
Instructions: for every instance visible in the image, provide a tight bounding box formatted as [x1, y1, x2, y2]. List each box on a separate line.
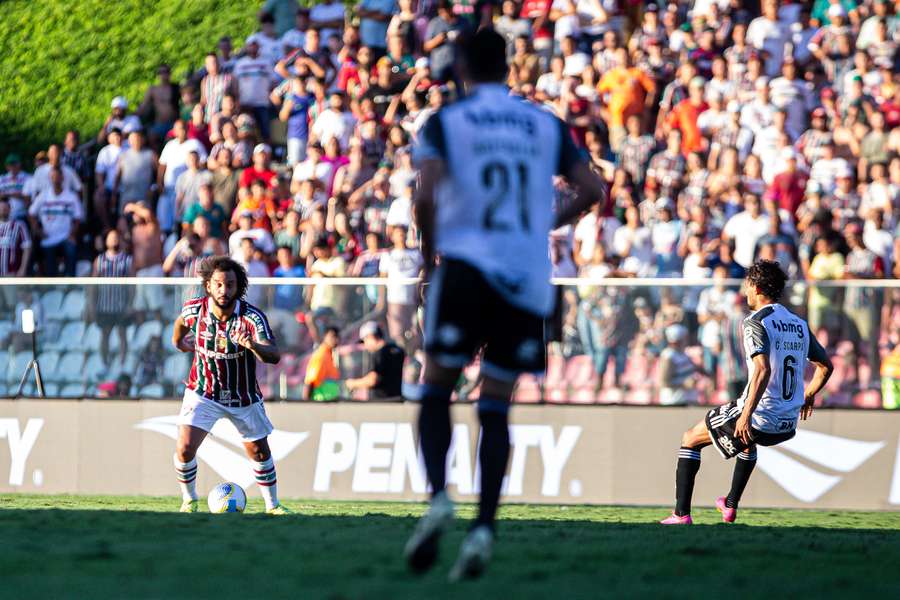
[0, 0, 898, 406]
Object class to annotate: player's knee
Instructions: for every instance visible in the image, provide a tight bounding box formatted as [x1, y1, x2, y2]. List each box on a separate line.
[681, 430, 697, 448]
[175, 445, 196, 463]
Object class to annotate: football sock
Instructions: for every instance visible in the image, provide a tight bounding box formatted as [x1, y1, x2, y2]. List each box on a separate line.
[173, 455, 198, 502]
[418, 384, 454, 497]
[675, 447, 702, 517]
[726, 450, 757, 509]
[474, 397, 511, 530]
[253, 458, 279, 510]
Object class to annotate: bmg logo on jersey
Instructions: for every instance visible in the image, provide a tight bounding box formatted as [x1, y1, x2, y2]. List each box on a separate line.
[770, 320, 805, 337]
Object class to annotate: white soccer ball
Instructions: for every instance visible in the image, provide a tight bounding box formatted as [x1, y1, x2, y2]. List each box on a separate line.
[207, 482, 247, 514]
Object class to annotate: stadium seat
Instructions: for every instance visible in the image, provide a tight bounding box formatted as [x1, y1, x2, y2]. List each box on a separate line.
[131, 320, 162, 352]
[163, 354, 190, 383]
[54, 352, 86, 384]
[82, 324, 102, 353]
[58, 383, 85, 398]
[61, 289, 86, 321]
[139, 384, 165, 399]
[45, 321, 85, 351]
[0, 320, 13, 343]
[106, 323, 136, 355]
[83, 353, 121, 383]
[42, 383, 59, 397]
[6, 351, 32, 385]
[40, 290, 65, 321]
[36, 351, 60, 382]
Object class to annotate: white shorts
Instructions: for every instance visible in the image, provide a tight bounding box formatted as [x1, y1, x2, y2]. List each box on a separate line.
[179, 388, 274, 442]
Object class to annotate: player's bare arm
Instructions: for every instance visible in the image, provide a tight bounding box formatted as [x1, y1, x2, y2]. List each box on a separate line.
[412, 157, 445, 273]
[232, 329, 281, 364]
[553, 162, 607, 229]
[172, 315, 195, 353]
[801, 330, 834, 420]
[735, 353, 772, 445]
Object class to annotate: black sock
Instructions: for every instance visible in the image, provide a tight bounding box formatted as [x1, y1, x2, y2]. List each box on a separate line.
[726, 449, 757, 509]
[675, 447, 702, 517]
[474, 398, 511, 530]
[417, 384, 453, 496]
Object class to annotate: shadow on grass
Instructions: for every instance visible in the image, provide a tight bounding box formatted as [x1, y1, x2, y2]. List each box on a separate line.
[0, 507, 898, 599]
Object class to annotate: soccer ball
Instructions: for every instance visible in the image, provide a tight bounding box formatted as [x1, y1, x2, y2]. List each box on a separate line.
[207, 482, 247, 513]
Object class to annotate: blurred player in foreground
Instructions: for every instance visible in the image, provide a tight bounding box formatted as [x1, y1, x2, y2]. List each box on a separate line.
[406, 28, 607, 579]
[171, 256, 289, 514]
[660, 260, 833, 525]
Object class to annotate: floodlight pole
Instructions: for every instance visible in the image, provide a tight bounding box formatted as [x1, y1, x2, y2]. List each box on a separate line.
[14, 313, 44, 399]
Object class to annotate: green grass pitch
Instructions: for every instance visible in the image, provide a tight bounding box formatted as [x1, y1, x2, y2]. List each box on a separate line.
[1, 495, 898, 599]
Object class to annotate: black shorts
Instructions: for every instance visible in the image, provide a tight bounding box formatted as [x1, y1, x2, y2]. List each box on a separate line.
[424, 258, 546, 382]
[705, 402, 796, 459]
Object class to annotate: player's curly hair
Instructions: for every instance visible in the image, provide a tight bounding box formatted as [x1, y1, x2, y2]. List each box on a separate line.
[198, 256, 248, 300]
[746, 259, 787, 301]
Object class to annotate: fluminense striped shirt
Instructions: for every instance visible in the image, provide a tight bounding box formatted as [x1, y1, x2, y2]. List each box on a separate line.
[181, 297, 274, 406]
[95, 252, 133, 314]
[0, 219, 31, 275]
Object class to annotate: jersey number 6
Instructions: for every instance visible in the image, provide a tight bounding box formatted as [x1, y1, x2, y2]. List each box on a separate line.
[482, 161, 530, 232]
[782, 355, 797, 400]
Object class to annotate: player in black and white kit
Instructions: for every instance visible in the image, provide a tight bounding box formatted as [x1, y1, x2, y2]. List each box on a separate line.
[660, 260, 834, 525]
[404, 29, 607, 580]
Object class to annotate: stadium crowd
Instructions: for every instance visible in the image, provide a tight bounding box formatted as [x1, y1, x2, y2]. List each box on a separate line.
[1, 0, 899, 405]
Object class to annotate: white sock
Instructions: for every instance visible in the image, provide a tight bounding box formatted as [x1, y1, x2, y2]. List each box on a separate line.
[173, 455, 198, 501]
[253, 458, 279, 510]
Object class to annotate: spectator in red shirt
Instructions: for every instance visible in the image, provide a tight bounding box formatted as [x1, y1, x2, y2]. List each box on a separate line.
[238, 144, 278, 190]
[666, 77, 708, 156]
[767, 148, 807, 219]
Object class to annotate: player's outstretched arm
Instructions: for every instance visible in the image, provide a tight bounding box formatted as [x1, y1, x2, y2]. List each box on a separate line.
[553, 161, 608, 229]
[412, 157, 445, 274]
[735, 353, 772, 445]
[172, 316, 194, 353]
[801, 331, 834, 420]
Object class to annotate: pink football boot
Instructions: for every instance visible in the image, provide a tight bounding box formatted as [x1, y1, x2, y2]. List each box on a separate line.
[716, 496, 737, 523]
[659, 513, 693, 525]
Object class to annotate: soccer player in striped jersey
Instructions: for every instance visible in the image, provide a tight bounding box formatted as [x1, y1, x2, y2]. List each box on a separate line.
[171, 256, 289, 514]
[660, 260, 833, 525]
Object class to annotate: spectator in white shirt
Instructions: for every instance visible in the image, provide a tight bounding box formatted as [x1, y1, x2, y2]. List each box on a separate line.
[28, 167, 82, 276]
[746, 0, 787, 77]
[808, 138, 850, 196]
[157, 120, 208, 234]
[233, 37, 275, 141]
[309, 1, 345, 47]
[722, 193, 770, 269]
[280, 8, 310, 56]
[229, 211, 275, 258]
[379, 225, 424, 352]
[30, 144, 82, 203]
[94, 128, 125, 231]
[312, 91, 356, 150]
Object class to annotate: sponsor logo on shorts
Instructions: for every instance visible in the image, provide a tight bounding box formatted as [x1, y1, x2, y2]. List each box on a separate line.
[718, 435, 736, 456]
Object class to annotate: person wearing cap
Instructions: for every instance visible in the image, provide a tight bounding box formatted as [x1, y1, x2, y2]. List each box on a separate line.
[233, 36, 275, 142]
[98, 96, 142, 146]
[665, 76, 709, 156]
[746, 0, 788, 77]
[238, 143, 278, 191]
[796, 107, 832, 164]
[345, 321, 406, 399]
[658, 323, 706, 406]
[0, 153, 31, 222]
